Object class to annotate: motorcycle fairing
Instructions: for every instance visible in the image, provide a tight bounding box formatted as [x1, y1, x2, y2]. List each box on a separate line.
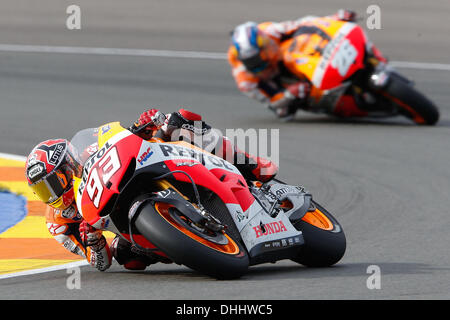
[234, 200, 304, 257]
[135, 140, 253, 208]
[73, 125, 142, 226]
[137, 140, 303, 251]
[74, 123, 303, 256]
[133, 139, 304, 255]
[282, 18, 367, 90]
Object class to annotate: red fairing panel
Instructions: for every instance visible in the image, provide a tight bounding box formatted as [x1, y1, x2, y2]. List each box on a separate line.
[164, 158, 256, 212]
[313, 23, 366, 90]
[78, 133, 143, 225]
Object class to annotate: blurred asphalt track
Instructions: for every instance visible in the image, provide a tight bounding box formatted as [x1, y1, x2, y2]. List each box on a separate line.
[0, 0, 449, 299]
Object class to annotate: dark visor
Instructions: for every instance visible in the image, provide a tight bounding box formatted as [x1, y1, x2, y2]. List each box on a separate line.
[241, 54, 268, 73]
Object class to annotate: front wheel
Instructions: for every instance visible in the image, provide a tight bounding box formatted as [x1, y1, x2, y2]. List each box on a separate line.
[134, 200, 249, 279]
[379, 73, 439, 125]
[290, 201, 346, 267]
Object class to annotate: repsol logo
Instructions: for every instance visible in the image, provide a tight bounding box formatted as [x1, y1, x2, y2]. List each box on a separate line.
[159, 144, 234, 171]
[78, 141, 112, 195]
[253, 220, 288, 238]
[319, 32, 345, 69]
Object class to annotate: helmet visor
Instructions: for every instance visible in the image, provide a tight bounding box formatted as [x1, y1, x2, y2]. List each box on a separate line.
[241, 54, 268, 73]
[29, 170, 68, 204]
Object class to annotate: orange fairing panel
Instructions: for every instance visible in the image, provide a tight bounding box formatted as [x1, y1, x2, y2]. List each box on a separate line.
[301, 208, 334, 231]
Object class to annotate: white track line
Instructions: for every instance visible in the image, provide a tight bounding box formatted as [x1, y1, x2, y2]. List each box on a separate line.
[0, 44, 227, 60]
[0, 152, 27, 162]
[0, 152, 89, 280]
[0, 261, 89, 280]
[389, 61, 450, 71]
[0, 43, 450, 71]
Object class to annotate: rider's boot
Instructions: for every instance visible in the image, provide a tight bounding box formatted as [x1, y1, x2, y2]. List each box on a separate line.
[110, 235, 159, 270]
[269, 103, 298, 121]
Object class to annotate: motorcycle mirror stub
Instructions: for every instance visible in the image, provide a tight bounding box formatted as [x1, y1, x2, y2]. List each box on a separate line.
[369, 69, 390, 89]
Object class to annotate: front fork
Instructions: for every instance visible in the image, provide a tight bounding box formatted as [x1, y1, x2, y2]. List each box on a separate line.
[153, 179, 226, 232]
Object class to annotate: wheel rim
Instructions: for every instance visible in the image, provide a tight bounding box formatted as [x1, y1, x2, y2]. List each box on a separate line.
[154, 202, 241, 255]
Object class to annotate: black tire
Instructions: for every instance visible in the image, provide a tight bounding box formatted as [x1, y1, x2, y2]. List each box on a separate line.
[381, 73, 439, 125]
[134, 200, 249, 279]
[290, 201, 346, 267]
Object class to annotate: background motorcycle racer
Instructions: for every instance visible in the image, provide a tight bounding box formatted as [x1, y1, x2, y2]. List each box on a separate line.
[25, 108, 278, 271]
[228, 9, 387, 120]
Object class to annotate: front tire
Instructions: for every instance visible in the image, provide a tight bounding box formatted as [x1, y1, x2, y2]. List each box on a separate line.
[380, 73, 439, 125]
[134, 200, 249, 279]
[291, 201, 346, 267]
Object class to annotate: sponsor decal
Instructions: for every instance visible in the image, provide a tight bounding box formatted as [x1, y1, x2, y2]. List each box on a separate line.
[128, 200, 143, 220]
[59, 205, 78, 219]
[156, 189, 171, 198]
[235, 210, 246, 223]
[90, 248, 108, 270]
[99, 217, 110, 229]
[181, 123, 209, 135]
[137, 147, 153, 165]
[274, 185, 304, 197]
[175, 160, 200, 167]
[78, 141, 112, 195]
[101, 124, 111, 135]
[27, 163, 45, 179]
[318, 32, 345, 71]
[47, 223, 68, 236]
[26, 153, 38, 167]
[159, 144, 234, 171]
[37, 142, 66, 166]
[263, 236, 302, 249]
[63, 239, 80, 254]
[253, 220, 288, 238]
[85, 143, 98, 156]
[295, 58, 309, 65]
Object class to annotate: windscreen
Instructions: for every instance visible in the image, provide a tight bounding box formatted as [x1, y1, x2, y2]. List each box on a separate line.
[69, 128, 99, 167]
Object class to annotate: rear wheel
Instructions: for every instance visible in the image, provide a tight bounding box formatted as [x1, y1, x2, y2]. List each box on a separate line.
[380, 73, 439, 125]
[290, 201, 346, 267]
[134, 199, 249, 279]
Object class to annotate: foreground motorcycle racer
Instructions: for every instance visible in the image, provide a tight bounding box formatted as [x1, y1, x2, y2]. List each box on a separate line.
[25, 108, 278, 271]
[228, 9, 387, 119]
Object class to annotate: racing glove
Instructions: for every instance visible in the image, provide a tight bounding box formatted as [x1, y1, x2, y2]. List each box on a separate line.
[79, 220, 112, 271]
[132, 109, 166, 136]
[158, 109, 211, 142]
[335, 9, 357, 22]
[285, 82, 311, 101]
[269, 81, 311, 119]
[79, 220, 105, 252]
[135, 109, 166, 131]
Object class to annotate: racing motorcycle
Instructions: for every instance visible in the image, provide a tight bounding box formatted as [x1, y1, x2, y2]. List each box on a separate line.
[71, 122, 346, 279]
[279, 17, 439, 125]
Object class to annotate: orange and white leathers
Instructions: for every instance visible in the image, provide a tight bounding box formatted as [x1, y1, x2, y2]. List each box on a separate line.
[228, 17, 314, 105]
[44, 140, 112, 271]
[228, 13, 386, 115]
[46, 203, 112, 271]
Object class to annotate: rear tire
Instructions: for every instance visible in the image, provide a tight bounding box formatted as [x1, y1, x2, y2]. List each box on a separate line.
[381, 73, 439, 125]
[134, 200, 249, 279]
[291, 201, 346, 267]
